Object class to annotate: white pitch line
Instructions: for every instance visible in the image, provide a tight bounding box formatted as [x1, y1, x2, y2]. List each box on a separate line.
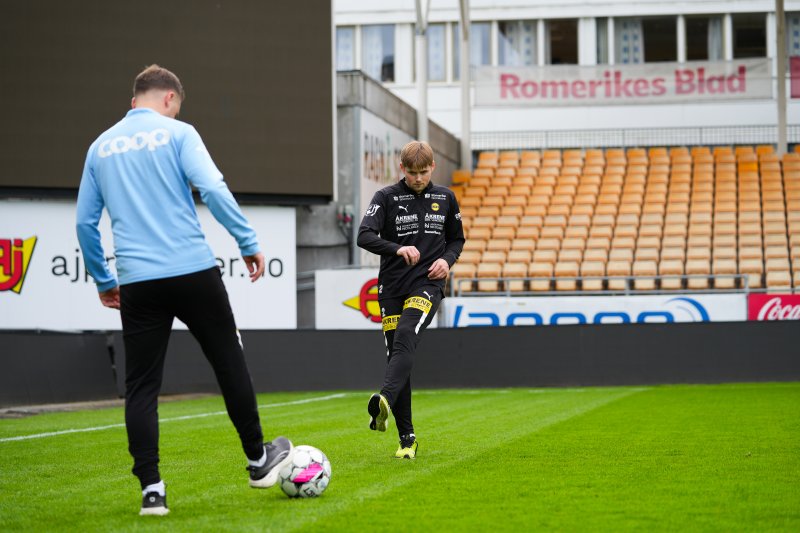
[0, 393, 350, 444]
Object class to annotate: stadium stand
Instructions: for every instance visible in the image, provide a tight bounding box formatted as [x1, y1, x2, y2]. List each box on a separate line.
[450, 146, 800, 294]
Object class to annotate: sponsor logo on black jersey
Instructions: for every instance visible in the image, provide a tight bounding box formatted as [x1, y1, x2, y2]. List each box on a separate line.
[396, 214, 418, 224]
[425, 213, 446, 223]
[394, 194, 415, 201]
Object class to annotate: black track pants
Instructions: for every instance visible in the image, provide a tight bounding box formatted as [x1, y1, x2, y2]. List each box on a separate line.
[379, 285, 442, 436]
[120, 267, 263, 489]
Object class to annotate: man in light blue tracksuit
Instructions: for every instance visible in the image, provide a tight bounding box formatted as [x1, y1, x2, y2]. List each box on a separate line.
[76, 65, 292, 516]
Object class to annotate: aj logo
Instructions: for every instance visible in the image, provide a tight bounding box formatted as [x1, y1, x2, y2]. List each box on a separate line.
[0, 237, 37, 293]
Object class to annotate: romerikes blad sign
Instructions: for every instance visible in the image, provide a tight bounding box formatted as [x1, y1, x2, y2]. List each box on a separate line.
[475, 59, 772, 107]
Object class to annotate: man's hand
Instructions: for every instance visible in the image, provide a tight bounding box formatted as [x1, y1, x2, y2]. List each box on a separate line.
[427, 258, 450, 280]
[99, 287, 120, 309]
[243, 252, 266, 282]
[397, 246, 420, 266]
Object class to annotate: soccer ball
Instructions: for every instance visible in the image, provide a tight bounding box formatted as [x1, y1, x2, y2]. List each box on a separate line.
[278, 445, 332, 498]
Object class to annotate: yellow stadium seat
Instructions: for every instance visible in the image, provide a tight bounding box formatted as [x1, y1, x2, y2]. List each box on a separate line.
[529, 263, 553, 291]
[766, 270, 792, 292]
[712, 259, 738, 289]
[540, 226, 565, 240]
[685, 259, 711, 289]
[632, 260, 658, 290]
[507, 250, 532, 263]
[482, 250, 507, 264]
[503, 263, 528, 292]
[467, 225, 492, 240]
[583, 248, 609, 263]
[511, 238, 537, 252]
[477, 262, 503, 292]
[554, 261, 580, 291]
[607, 260, 631, 291]
[659, 260, 684, 290]
[739, 259, 763, 289]
[559, 249, 583, 264]
[450, 263, 476, 293]
[464, 239, 487, 252]
[532, 249, 557, 265]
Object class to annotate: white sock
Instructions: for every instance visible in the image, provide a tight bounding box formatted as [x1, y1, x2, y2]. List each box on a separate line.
[248, 448, 267, 468]
[142, 480, 165, 497]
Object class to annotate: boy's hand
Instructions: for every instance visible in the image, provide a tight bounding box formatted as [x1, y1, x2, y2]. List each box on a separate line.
[427, 258, 450, 280]
[397, 246, 420, 265]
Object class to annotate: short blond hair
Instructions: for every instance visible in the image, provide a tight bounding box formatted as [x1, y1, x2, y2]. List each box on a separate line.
[400, 141, 434, 171]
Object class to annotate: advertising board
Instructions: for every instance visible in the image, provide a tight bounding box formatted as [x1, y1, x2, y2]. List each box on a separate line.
[0, 200, 296, 330]
[443, 294, 747, 327]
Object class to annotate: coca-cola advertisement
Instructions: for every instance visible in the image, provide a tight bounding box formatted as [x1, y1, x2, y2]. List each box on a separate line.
[748, 294, 800, 321]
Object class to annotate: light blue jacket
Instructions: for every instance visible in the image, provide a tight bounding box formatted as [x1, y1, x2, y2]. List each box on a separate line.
[76, 108, 259, 291]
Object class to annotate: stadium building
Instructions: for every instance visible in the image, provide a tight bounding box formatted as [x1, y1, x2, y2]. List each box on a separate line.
[335, 0, 800, 149]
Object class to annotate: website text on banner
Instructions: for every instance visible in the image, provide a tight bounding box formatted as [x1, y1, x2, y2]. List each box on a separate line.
[443, 294, 747, 327]
[476, 59, 772, 107]
[0, 200, 296, 330]
[748, 294, 800, 321]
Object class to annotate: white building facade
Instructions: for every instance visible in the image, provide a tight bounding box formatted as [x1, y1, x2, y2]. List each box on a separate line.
[335, 0, 800, 150]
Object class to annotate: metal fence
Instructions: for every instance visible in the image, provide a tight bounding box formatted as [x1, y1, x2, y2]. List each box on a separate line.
[449, 273, 798, 297]
[471, 125, 800, 151]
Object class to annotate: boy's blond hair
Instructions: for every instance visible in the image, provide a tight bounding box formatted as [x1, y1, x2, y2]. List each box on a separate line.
[400, 141, 434, 171]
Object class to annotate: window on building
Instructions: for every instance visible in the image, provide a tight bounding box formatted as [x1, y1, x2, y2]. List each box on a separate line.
[499, 20, 537, 66]
[453, 22, 490, 80]
[685, 16, 723, 61]
[615, 18, 644, 64]
[642, 17, 677, 62]
[336, 27, 356, 71]
[427, 23, 446, 81]
[548, 19, 578, 64]
[615, 17, 676, 63]
[732, 14, 766, 58]
[596, 18, 610, 64]
[788, 13, 800, 57]
[362, 24, 395, 82]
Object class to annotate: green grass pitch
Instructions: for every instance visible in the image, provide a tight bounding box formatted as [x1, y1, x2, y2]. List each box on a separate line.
[1, 383, 798, 532]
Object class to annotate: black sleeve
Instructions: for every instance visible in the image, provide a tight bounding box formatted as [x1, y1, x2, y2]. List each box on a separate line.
[357, 191, 401, 256]
[441, 191, 465, 267]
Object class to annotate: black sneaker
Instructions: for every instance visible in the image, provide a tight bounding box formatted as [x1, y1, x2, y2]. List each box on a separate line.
[139, 491, 169, 516]
[247, 436, 294, 488]
[368, 393, 390, 432]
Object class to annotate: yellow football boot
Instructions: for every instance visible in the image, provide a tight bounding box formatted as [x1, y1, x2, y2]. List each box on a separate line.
[395, 434, 418, 459]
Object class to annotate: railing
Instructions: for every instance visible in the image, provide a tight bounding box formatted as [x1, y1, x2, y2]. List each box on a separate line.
[471, 125, 800, 152]
[448, 273, 799, 297]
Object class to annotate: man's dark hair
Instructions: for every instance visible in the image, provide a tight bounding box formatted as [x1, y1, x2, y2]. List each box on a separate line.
[133, 64, 185, 100]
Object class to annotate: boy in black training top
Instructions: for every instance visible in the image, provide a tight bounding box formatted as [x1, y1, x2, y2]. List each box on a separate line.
[357, 140, 465, 458]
